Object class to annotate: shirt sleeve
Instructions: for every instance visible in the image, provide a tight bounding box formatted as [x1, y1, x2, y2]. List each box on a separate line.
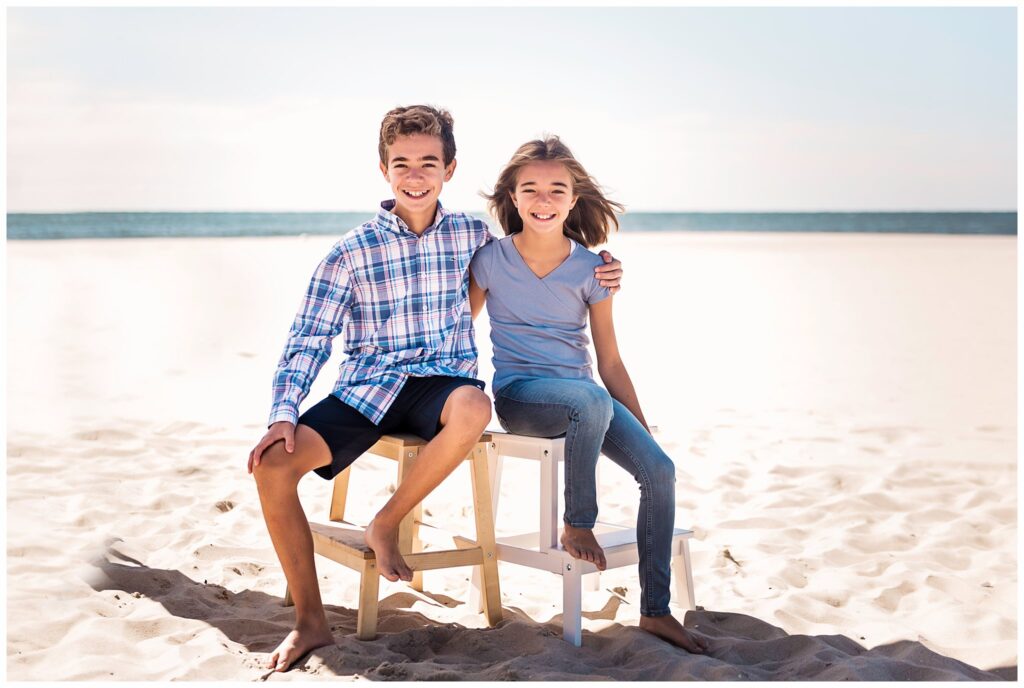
[475, 220, 494, 251]
[470, 239, 493, 292]
[584, 254, 613, 305]
[268, 243, 353, 426]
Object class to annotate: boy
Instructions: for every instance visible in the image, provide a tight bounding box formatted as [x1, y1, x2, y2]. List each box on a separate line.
[247, 105, 622, 671]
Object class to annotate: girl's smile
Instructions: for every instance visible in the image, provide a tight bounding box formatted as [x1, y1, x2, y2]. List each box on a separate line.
[511, 161, 577, 236]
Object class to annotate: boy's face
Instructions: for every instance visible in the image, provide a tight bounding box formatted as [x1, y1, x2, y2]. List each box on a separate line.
[380, 133, 456, 215]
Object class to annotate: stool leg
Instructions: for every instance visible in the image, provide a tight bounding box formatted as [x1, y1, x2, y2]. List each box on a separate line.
[328, 467, 352, 523]
[469, 449, 504, 613]
[562, 561, 583, 647]
[283, 584, 294, 607]
[540, 443, 560, 550]
[470, 444, 502, 626]
[672, 539, 696, 610]
[487, 443, 503, 519]
[397, 449, 424, 592]
[356, 560, 380, 640]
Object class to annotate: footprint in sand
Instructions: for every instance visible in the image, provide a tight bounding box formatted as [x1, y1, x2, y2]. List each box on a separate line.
[957, 489, 1001, 510]
[72, 428, 136, 442]
[850, 425, 922, 445]
[154, 421, 203, 436]
[923, 574, 991, 605]
[873, 580, 917, 613]
[776, 565, 809, 589]
[856, 492, 905, 511]
[904, 508, 960, 525]
[717, 517, 787, 529]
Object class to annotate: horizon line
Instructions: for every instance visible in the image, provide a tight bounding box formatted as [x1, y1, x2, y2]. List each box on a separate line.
[6, 208, 1019, 215]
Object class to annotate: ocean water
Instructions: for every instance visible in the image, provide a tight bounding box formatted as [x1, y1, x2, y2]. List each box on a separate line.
[5, 211, 1016, 240]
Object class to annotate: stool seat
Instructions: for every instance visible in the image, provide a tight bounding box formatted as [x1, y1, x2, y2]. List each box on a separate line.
[309, 521, 374, 558]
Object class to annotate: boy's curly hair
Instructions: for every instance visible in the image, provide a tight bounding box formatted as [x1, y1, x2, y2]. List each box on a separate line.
[378, 105, 456, 167]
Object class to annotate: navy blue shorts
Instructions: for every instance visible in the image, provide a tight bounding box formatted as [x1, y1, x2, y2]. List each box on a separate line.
[298, 375, 486, 480]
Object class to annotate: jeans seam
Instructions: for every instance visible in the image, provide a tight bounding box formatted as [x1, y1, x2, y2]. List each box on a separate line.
[605, 427, 659, 615]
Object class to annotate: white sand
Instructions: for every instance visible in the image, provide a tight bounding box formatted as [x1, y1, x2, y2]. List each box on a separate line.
[6, 231, 1016, 680]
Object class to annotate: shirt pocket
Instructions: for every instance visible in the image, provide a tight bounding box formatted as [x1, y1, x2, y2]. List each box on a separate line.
[441, 251, 473, 311]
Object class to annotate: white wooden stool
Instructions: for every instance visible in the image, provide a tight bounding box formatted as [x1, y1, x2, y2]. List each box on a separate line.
[470, 430, 695, 646]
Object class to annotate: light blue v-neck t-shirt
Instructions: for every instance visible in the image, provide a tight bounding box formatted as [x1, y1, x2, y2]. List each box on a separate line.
[470, 235, 612, 393]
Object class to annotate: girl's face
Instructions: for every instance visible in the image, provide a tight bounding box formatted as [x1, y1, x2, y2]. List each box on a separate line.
[510, 161, 577, 237]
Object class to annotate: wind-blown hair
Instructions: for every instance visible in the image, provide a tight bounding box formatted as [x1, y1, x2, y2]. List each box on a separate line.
[483, 136, 623, 248]
[378, 105, 456, 166]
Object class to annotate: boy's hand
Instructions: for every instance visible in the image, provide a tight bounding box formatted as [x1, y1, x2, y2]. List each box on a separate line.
[248, 421, 296, 474]
[596, 250, 623, 294]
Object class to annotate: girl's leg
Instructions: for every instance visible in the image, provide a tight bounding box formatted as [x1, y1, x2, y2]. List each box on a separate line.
[601, 400, 706, 653]
[598, 397, 704, 651]
[600, 399, 676, 614]
[494, 379, 613, 555]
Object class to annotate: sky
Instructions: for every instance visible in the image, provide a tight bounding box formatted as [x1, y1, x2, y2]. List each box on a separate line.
[5, 6, 1017, 212]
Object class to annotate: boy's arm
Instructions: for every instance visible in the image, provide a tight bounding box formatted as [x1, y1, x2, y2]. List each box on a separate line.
[268, 244, 354, 427]
[589, 296, 651, 432]
[595, 250, 623, 294]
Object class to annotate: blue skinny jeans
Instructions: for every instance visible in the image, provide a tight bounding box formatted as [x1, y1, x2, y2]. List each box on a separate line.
[494, 378, 677, 617]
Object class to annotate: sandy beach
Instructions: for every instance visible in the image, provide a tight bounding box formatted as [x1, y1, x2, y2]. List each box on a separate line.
[6, 230, 1016, 680]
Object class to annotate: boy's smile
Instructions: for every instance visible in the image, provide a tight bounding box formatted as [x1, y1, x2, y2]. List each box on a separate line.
[380, 133, 456, 233]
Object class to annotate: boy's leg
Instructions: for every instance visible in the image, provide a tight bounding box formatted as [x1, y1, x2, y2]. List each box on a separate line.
[364, 378, 493, 582]
[600, 399, 706, 654]
[493, 378, 613, 569]
[252, 397, 382, 671]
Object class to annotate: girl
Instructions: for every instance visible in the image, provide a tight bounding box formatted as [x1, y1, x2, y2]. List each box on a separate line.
[469, 137, 707, 653]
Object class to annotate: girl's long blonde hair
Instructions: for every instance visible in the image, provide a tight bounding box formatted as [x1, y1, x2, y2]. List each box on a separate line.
[483, 136, 623, 248]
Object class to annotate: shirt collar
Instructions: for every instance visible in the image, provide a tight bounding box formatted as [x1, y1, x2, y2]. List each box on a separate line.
[376, 199, 449, 236]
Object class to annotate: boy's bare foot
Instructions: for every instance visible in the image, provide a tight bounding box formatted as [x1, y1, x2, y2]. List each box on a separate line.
[266, 622, 335, 672]
[560, 525, 607, 570]
[364, 518, 414, 582]
[639, 613, 708, 654]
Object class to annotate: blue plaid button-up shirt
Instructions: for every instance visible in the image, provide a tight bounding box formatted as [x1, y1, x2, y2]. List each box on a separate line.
[269, 200, 492, 426]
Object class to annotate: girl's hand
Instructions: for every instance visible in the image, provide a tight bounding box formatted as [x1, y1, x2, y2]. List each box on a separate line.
[595, 250, 623, 293]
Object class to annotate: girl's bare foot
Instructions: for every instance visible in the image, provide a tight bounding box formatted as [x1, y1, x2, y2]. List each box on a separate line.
[560, 525, 607, 570]
[266, 622, 335, 672]
[364, 518, 414, 582]
[639, 613, 708, 654]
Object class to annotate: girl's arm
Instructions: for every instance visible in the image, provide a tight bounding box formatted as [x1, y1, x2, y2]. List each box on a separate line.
[469, 274, 486, 320]
[589, 296, 651, 432]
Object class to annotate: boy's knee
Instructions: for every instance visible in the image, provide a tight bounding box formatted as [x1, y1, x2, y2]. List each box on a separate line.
[443, 385, 492, 431]
[253, 443, 308, 488]
[253, 451, 291, 487]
